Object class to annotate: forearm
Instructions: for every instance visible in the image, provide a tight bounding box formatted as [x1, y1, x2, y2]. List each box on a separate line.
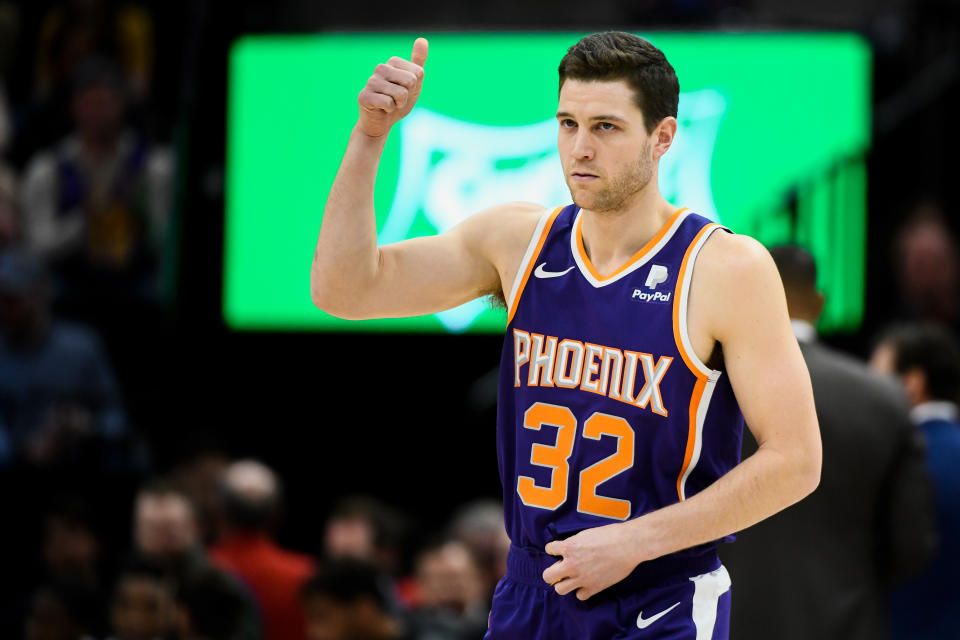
[625, 443, 820, 565]
[310, 125, 388, 312]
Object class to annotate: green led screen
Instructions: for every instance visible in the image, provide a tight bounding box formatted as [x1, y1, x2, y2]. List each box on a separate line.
[225, 32, 871, 333]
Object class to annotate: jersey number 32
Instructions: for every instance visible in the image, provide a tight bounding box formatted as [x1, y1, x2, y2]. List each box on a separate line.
[517, 402, 634, 521]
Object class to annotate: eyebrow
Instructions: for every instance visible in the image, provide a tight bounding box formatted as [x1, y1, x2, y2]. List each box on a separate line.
[555, 111, 629, 123]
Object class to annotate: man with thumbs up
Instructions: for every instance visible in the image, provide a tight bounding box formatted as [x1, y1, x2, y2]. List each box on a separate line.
[310, 32, 821, 640]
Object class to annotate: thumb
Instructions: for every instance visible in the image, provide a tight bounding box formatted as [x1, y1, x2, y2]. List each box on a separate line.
[544, 540, 565, 557]
[411, 37, 429, 68]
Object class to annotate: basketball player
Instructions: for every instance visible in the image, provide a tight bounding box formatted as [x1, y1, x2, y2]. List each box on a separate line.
[310, 32, 821, 639]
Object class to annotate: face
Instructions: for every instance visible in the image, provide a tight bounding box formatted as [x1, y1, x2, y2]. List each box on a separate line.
[72, 83, 125, 140]
[869, 342, 896, 377]
[324, 516, 375, 561]
[111, 577, 175, 640]
[43, 515, 100, 576]
[134, 494, 198, 560]
[557, 79, 673, 213]
[416, 542, 484, 613]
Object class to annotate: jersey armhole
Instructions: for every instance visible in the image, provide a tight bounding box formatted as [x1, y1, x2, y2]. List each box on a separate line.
[505, 206, 563, 325]
[673, 224, 727, 381]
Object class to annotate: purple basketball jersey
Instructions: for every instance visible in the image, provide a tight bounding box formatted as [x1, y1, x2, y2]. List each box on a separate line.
[497, 204, 745, 569]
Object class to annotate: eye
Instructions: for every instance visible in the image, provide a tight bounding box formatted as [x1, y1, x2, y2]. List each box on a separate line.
[596, 122, 617, 132]
[559, 118, 577, 129]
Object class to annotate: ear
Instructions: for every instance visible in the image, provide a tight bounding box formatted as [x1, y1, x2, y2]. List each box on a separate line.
[902, 367, 929, 406]
[812, 291, 826, 322]
[651, 117, 677, 161]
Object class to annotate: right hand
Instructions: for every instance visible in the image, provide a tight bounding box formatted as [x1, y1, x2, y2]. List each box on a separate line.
[357, 37, 428, 138]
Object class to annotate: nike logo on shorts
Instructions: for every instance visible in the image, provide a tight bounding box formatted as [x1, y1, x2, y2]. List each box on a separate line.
[534, 263, 575, 279]
[636, 601, 681, 629]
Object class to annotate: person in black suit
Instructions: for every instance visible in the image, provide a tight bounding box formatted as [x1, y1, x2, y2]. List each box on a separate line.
[720, 245, 937, 640]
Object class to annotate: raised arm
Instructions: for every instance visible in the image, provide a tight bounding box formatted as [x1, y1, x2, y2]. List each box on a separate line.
[310, 38, 542, 320]
[542, 233, 822, 599]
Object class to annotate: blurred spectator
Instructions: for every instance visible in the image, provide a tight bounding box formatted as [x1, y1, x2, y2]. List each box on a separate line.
[24, 581, 102, 640]
[175, 568, 258, 640]
[20, 56, 172, 322]
[170, 435, 231, 545]
[0, 249, 128, 469]
[871, 322, 960, 640]
[323, 495, 409, 577]
[721, 245, 937, 640]
[301, 560, 412, 640]
[43, 496, 103, 590]
[410, 539, 487, 640]
[892, 204, 959, 329]
[447, 500, 510, 601]
[107, 560, 176, 640]
[132, 478, 262, 640]
[35, 0, 153, 102]
[210, 459, 316, 640]
[0, 167, 20, 249]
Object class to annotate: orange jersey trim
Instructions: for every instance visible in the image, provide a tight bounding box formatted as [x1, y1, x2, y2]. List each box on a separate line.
[671, 222, 722, 377]
[507, 207, 563, 326]
[677, 376, 708, 500]
[574, 206, 688, 282]
[672, 221, 722, 500]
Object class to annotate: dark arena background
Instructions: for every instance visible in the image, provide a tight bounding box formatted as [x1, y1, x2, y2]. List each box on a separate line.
[1, 0, 958, 639]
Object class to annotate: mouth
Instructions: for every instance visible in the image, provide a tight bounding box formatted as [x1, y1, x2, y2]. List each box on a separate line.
[570, 171, 599, 183]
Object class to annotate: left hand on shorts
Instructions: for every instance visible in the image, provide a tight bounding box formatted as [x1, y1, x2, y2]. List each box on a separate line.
[542, 521, 642, 600]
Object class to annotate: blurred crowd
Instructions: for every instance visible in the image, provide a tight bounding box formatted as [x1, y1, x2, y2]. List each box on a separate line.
[4, 454, 511, 640]
[0, 1, 958, 640]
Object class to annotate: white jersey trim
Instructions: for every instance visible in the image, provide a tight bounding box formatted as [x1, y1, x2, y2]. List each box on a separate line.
[570, 207, 692, 288]
[678, 376, 718, 501]
[506, 207, 556, 314]
[677, 225, 725, 380]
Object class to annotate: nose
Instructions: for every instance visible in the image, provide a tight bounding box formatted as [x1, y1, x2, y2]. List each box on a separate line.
[571, 130, 594, 161]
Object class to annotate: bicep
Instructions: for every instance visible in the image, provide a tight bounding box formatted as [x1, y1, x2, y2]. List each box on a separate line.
[707, 238, 819, 453]
[330, 202, 542, 320]
[369, 231, 500, 317]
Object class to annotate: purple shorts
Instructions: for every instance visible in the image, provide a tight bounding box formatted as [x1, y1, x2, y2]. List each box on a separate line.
[486, 545, 731, 640]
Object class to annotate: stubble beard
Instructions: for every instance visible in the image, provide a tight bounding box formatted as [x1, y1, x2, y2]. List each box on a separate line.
[569, 143, 654, 214]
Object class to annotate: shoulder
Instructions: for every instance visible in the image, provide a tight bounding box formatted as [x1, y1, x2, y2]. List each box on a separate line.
[458, 201, 548, 233]
[453, 201, 553, 256]
[690, 232, 783, 333]
[695, 231, 775, 286]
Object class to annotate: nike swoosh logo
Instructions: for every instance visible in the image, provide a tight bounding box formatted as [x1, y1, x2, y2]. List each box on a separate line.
[534, 263, 575, 279]
[636, 601, 681, 629]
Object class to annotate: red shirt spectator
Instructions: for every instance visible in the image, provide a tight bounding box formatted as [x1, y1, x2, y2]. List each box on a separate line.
[209, 460, 316, 640]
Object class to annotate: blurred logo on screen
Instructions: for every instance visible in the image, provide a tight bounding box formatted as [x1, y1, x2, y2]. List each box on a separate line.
[379, 92, 726, 332]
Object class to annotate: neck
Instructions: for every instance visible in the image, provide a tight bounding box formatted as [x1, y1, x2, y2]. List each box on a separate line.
[579, 183, 676, 276]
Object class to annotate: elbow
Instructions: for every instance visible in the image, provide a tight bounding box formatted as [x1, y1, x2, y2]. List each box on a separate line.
[309, 266, 369, 320]
[796, 433, 823, 499]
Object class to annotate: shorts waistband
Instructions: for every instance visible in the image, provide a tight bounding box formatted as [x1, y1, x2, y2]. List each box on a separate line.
[505, 543, 721, 592]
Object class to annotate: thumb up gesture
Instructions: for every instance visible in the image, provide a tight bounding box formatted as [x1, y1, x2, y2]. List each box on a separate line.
[357, 37, 428, 138]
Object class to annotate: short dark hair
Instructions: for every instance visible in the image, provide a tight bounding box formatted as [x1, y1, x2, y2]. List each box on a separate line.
[176, 568, 249, 640]
[770, 244, 818, 292]
[881, 323, 960, 402]
[558, 31, 679, 134]
[302, 560, 391, 610]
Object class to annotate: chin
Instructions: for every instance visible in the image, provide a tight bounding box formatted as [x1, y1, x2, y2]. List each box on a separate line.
[568, 187, 595, 210]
